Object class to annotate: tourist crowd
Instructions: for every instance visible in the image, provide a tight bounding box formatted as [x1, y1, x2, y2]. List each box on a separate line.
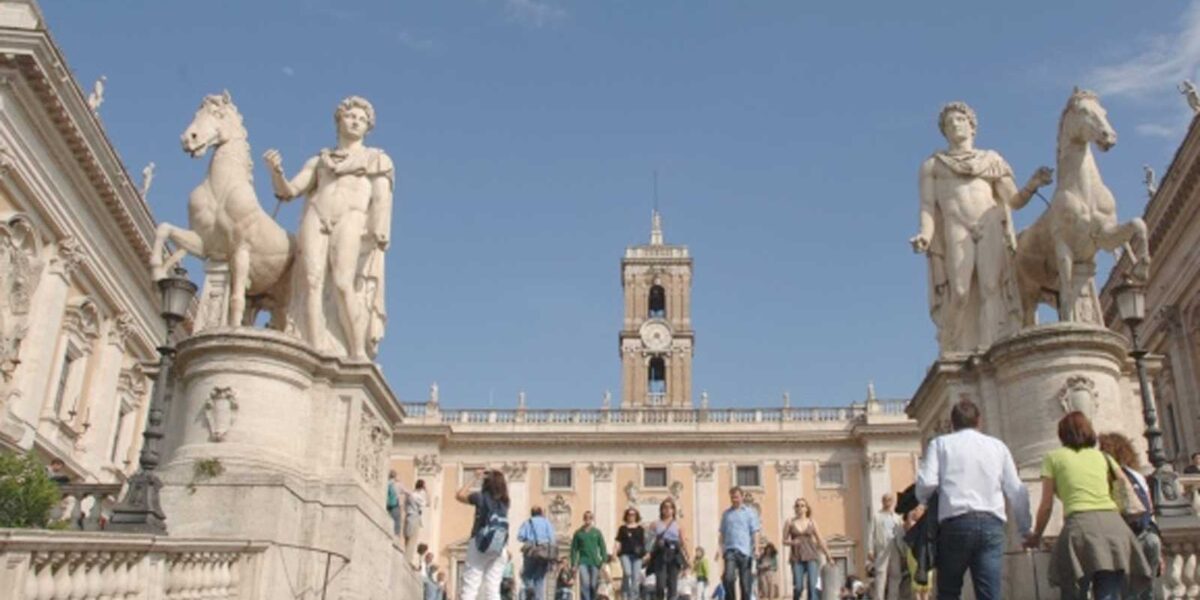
[392, 399, 1168, 600]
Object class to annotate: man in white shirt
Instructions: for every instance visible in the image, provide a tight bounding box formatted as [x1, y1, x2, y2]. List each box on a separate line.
[916, 399, 1030, 600]
[869, 493, 903, 600]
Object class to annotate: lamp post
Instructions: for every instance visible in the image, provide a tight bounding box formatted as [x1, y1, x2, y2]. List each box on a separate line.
[108, 265, 197, 534]
[1112, 279, 1193, 518]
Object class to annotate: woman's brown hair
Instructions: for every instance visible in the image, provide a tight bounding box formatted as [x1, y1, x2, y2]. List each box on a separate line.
[1057, 411, 1097, 450]
[1099, 432, 1139, 468]
[483, 469, 510, 505]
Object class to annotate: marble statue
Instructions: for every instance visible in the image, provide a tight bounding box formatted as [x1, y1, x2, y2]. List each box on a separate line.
[912, 101, 1053, 355]
[264, 96, 393, 360]
[86, 75, 105, 112]
[1015, 88, 1149, 325]
[1180, 80, 1200, 114]
[150, 91, 294, 328]
[1144, 164, 1157, 197]
[140, 162, 155, 198]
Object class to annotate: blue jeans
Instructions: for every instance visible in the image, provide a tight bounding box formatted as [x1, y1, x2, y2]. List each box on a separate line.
[722, 550, 753, 600]
[579, 564, 600, 600]
[389, 506, 402, 535]
[620, 555, 643, 600]
[789, 561, 818, 600]
[935, 512, 1005, 600]
[523, 561, 550, 600]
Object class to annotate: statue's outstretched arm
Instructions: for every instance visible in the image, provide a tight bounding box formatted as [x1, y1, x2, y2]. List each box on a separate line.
[1005, 167, 1053, 211]
[263, 150, 318, 200]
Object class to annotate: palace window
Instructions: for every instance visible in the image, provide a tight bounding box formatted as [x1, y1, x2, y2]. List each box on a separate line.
[644, 466, 668, 488]
[109, 402, 132, 464]
[648, 358, 666, 397]
[548, 466, 573, 490]
[817, 463, 844, 488]
[52, 351, 78, 416]
[736, 465, 761, 488]
[648, 285, 666, 318]
[461, 464, 485, 489]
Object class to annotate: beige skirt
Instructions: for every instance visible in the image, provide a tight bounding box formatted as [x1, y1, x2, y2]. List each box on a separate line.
[1049, 510, 1152, 591]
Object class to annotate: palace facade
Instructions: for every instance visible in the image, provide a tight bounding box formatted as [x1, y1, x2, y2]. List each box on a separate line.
[1100, 115, 1200, 467]
[0, 1, 159, 487]
[391, 214, 921, 595]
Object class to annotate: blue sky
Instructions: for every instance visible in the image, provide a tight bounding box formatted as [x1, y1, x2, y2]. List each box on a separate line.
[44, 1, 1199, 409]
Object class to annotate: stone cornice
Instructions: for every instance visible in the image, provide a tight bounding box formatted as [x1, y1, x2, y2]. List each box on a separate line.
[0, 29, 154, 263]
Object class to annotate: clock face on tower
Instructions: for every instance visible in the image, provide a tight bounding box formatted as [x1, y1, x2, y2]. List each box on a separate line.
[639, 319, 672, 352]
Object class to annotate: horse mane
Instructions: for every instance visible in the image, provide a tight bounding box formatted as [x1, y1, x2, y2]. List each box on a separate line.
[1056, 88, 1099, 162]
[199, 94, 248, 139]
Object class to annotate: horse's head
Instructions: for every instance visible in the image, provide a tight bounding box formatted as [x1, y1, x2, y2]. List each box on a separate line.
[181, 90, 246, 158]
[1061, 87, 1117, 152]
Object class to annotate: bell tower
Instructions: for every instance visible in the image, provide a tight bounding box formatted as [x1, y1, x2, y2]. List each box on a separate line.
[619, 210, 694, 408]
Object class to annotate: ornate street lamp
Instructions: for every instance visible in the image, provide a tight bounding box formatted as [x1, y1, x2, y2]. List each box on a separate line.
[1112, 279, 1193, 518]
[109, 265, 197, 533]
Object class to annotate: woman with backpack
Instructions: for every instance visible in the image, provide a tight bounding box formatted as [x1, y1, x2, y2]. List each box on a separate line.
[457, 468, 512, 600]
[645, 498, 689, 600]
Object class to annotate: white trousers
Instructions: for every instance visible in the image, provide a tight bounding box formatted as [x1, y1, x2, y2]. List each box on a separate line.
[461, 543, 506, 600]
[872, 546, 900, 600]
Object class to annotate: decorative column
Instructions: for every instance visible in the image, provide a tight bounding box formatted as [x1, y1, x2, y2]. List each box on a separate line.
[777, 460, 801, 600]
[1162, 307, 1199, 453]
[79, 314, 134, 474]
[863, 451, 891, 512]
[11, 237, 79, 429]
[692, 461, 718, 559]
[590, 462, 615, 539]
[504, 461, 530, 576]
[416, 455, 444, 561]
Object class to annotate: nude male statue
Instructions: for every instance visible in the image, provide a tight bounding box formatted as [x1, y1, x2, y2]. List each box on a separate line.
[910, 102, 1052, 354]
[263, 96, 393, 359]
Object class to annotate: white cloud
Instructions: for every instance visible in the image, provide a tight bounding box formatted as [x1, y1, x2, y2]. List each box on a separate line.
[1086, 1, 1200, 99]
[504, 0, 566, 28]
[397, 31, 435, 52]
[1135, 122, 1181, 139]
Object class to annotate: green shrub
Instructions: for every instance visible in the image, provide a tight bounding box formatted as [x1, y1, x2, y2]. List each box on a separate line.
[0, 452, 62, 528]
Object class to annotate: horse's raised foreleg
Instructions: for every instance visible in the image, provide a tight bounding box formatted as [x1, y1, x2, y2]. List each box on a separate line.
[1055, 240, 1075, 322]
[228, 246, 250, 327]
[151, 223, 205, 280]
[1098, 218, 1151, 281]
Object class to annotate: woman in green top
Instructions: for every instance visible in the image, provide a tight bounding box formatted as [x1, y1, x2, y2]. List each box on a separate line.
[1024, 412, 1151, 600]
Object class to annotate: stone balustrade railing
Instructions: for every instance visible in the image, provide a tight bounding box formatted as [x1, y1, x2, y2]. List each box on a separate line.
[401, 399, 910, 427]
[1160, 518, 1200, 599]
[49, 483, 122, 531]
[0, 529, 268, 599]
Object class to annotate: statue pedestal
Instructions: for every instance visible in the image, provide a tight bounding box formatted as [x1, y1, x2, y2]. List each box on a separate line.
[159, 328, 415, 600]
[909, 323, 1153, 598]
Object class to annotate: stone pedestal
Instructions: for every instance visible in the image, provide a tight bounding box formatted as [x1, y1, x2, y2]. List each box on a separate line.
[909, 323, 1153, 599]
[158, 328, 412, 600]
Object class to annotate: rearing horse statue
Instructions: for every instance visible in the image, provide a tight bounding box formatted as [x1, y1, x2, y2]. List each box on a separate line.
[1015, 88, 1150, 326]
[150, 91, 294, 328]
